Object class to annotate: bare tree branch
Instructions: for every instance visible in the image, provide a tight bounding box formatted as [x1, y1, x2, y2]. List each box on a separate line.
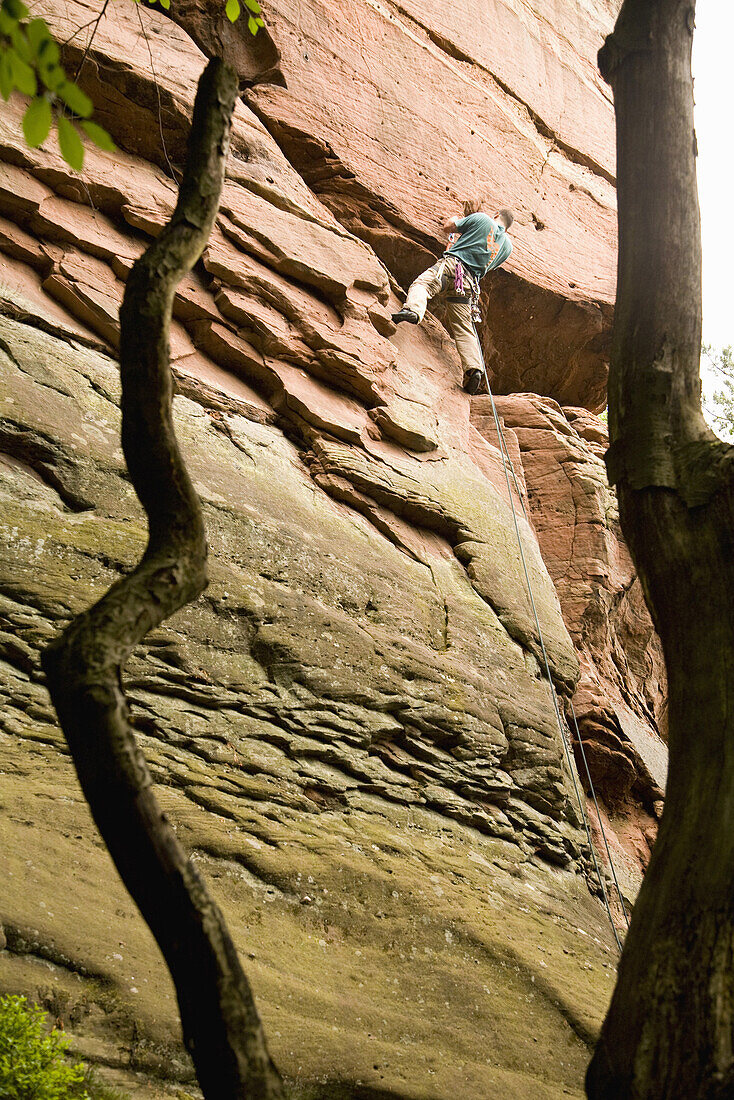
[42, 57, 286, 1100]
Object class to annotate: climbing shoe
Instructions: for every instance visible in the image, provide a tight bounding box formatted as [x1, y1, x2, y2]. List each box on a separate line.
[463, 369, 483, 395]
[391, 308, 420, 325]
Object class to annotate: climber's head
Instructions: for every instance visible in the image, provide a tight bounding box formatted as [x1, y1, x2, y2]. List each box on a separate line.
[462, 198, 514, 230]
[462, 196, 484, 216]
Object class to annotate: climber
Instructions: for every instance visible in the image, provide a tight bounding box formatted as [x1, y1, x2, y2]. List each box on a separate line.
[392, 199, 514, 395]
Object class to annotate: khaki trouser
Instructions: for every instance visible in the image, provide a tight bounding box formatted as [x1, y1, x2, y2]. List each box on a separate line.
[404, 257, 482, 377]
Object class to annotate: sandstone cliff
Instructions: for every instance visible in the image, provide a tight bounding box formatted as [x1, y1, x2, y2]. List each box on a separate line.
[0, 1, 666, 1097]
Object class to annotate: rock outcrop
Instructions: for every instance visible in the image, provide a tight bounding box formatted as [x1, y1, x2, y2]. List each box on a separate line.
[245, 0, 618, 411]
[0, 306, 615, 1099]
[0, 0, 666, 1097]
[471, 395, 667, 898]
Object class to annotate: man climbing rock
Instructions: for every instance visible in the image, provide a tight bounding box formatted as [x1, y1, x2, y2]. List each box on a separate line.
[392, 200, 514, 394]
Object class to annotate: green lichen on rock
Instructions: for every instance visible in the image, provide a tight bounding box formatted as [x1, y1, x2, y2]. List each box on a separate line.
[0, 310, 617, 1098]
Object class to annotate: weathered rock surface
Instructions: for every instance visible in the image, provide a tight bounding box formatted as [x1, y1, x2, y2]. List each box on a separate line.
[471, 395, 667, 898]
[0, 1, 658, 1097]
[0, 305, 614, 1098]
[246, 0, 619, 411]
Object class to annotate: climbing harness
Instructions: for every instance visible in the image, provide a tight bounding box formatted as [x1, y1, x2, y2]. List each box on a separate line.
[471, 319, 630, 955]
[443, 257, 482, 320]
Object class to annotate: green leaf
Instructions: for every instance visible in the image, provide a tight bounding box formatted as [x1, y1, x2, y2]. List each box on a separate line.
[0, 52, 13, 100]
[38, 60, 64, 92]
[57, 80, 92, 118]
[225, 0, 240, 21]
[36, 34, 64, 91]
[57, 115, 84, 171]
[3, 0, 29, 20]
[26, 18, 51, 57]
[244, 0, 261, 12]
[22, 95, 51, 146]
[8, 48, 36, 95]
[37, 34, 60, 68]
[80, 119, 116, 151]
[247, 13, 259, 34]
[0, 10, 17, 36]
[0, 996, 87, 1100]
[9, 26, 31, 63]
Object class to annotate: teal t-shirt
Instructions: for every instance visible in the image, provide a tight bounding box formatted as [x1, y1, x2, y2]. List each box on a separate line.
[446, 213, 512, 279]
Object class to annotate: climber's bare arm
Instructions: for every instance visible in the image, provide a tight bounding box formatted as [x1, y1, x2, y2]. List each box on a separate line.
[441, 215, 462, 237]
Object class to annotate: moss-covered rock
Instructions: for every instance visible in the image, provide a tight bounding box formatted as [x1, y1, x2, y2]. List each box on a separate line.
[0, 311, 617, 1098]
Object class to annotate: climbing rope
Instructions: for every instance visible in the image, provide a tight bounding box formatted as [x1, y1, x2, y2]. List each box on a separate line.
[489, 391, 630, 933]
[487, 376, 630, 934]
[569, 706, 630, 931]
[471, 320, 629, 953]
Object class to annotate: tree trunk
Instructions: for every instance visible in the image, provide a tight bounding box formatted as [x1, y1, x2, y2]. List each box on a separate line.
[42, 58, 286, 1100]
[587, 1, 734, 1097]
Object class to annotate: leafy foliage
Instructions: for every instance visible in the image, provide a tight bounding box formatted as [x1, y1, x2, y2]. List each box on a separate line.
[224, 0, 264, 32]
[0, 0, 266, 173]
[0, 0, 113, 171]
[0, 994, 87, 1100]
[702, 344, 734, 440]
[0, 995, 131, 1100]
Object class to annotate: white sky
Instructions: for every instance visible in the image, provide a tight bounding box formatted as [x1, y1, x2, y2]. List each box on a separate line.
[693, 2, 733, 355]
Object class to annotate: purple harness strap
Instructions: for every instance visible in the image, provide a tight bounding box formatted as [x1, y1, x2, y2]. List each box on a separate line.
[446, 257, 481, 321]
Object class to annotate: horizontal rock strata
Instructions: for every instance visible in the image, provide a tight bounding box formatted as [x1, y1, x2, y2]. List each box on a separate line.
[246, 0, 619, 410]
[0, 305, 614, 1098]
[471, 394, 667, 899]
[0, 1, 646, 1097]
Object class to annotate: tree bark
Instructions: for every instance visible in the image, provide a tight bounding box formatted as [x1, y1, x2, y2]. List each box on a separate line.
[42, 58, 286, 1100]
[587, 1, 734, 1097]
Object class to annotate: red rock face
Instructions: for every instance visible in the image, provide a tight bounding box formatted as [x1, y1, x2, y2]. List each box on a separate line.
[0, 0, 666, 1093]
[246, 0, 619, 410]
[471, 394, 667, 895]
